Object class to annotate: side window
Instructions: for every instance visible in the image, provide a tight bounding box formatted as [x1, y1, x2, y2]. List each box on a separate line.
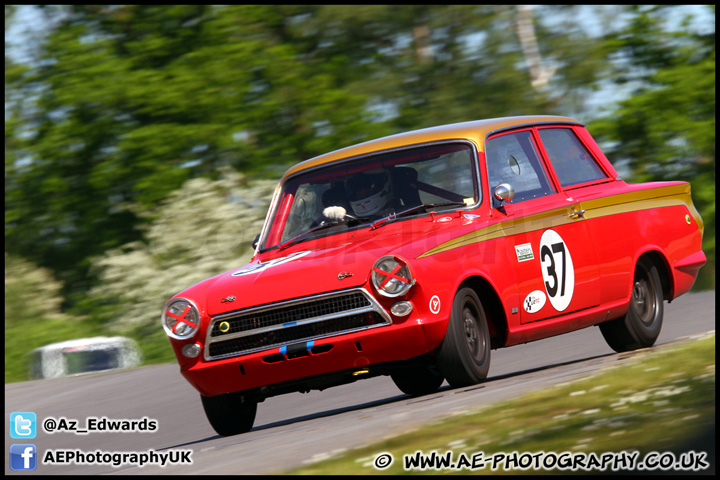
[485, 131, 555, 207]
[538, 128, 607, 188]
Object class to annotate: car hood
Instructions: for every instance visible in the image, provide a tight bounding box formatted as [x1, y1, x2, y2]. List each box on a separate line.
[177, 213, 487, 316]
[201, 245, 376, 316]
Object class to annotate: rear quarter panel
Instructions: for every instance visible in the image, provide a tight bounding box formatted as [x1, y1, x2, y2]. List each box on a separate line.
[573, 181, 705, 303]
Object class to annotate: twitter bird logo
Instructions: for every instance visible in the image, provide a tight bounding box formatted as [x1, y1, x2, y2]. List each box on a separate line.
[10, 412, 37, 439]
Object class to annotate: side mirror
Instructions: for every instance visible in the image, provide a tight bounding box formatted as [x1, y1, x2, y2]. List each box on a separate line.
[252, 234, 260, 250]
[493, 183, 515, 205]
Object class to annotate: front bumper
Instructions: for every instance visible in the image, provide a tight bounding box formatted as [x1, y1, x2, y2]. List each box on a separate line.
[181, 313, 430, 397]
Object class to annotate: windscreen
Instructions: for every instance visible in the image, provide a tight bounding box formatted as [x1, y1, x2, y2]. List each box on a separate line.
[259, 142, 479, 250]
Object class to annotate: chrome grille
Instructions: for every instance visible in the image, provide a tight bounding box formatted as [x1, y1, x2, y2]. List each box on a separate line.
[209, 291, 370, 337]
[204, 289, 390, 360]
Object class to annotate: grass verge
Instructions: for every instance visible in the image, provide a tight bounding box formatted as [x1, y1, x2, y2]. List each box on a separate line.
[289, 333, 715, 475]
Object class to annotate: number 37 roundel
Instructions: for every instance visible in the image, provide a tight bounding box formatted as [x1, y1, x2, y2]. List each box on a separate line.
[539, 229, 575, 312]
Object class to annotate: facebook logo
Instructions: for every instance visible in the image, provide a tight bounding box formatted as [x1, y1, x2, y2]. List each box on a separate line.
[10, 444, 37, 471]
[10, 412, 37, 439]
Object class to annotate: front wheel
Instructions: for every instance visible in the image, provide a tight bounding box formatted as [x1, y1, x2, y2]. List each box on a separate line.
[600, 258, 664, 352]
[201, 391, 257, 436]
[436, 288, 491, 387]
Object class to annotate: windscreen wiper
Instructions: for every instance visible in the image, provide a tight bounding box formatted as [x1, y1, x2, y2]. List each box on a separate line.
[276, 222, 340, 251]
[277, 210, 362, 251]
[370, 202, 468, 230]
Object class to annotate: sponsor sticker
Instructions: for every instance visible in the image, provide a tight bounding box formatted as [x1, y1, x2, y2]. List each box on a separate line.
[515, 243, 534, 262]
[429, 295, 441, 314]
[523, 290, 547, 313]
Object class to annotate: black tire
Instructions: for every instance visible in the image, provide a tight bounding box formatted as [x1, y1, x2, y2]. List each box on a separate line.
[600, 258, 664, 353]
[436, 287, 491, 387]
[201, 391, 257, 436]
[391, 364, 444, 396]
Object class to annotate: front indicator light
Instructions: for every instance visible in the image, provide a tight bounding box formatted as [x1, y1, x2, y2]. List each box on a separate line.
[391, 301, 413, 317]
[162, 298, 201, 340]
[182, 343, 202, 358]
[372, 256, 415, 297]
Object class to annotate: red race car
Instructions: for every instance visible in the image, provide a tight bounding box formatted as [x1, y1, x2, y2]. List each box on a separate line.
[162, 116, 705, 436]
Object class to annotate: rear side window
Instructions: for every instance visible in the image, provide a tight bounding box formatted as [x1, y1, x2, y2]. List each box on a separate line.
[538, 128, 607, 188]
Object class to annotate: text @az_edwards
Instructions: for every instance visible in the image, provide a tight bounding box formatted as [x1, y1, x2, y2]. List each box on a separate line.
[42, 416, 157, 434]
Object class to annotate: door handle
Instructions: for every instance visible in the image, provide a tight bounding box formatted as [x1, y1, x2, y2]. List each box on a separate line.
[568, 209, 586, 219]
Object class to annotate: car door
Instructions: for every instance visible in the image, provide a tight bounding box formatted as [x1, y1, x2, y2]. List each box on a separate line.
[534, 125, 624, 306]
[484, 127, 601, 325]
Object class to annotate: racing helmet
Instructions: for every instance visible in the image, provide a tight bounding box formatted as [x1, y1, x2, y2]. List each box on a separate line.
[345, 169, 392, 217]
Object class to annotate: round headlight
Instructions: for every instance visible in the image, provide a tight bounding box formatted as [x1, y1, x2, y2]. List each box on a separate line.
[162, 298, 200, 340]
[371, 256, 415, 297]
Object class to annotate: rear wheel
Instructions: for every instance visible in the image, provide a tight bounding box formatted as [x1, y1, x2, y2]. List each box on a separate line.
[600, 258, 664, 352]
[391, 364, 444, 395]
[436, 288, 491, 387]
[201, 391, 257, 436]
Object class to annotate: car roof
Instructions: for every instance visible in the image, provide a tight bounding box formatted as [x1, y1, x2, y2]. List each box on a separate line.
[280, 115, 583, 181]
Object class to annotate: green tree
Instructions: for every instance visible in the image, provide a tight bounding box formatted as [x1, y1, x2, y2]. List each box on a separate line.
[590, 5, 715, 289]
[4, 5, 382, 303]
[10, 4, 697, 316]
[4, 253, 99, 382]
[81, 169, 276, 363]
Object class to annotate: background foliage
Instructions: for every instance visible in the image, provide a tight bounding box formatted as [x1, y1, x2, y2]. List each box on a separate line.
[5, 5, 714, 382]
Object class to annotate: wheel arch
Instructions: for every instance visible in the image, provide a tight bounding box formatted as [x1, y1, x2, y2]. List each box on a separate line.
[457, 275, 508, 349]
[635, 249, 672, 302]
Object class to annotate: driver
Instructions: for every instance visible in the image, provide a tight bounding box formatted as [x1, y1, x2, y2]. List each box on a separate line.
[344, 169, 395, 218]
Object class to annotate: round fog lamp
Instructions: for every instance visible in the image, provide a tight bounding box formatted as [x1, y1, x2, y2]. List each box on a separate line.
[390, 301, 413, 317]
[182, 343, 202, 358]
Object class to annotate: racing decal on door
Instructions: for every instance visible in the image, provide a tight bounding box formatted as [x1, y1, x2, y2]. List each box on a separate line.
[515, 243, 534, 262]
[523, 290, 546, 313]
[539, 229, 575, 312]
[231, 251, 311, 276]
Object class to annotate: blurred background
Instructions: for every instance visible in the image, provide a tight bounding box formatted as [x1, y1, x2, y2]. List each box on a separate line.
[5, 5, 715, 383]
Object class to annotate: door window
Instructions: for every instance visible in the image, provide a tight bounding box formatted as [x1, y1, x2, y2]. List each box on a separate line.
[537, 128, 607, 188]
[485, 130, 555, 207]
